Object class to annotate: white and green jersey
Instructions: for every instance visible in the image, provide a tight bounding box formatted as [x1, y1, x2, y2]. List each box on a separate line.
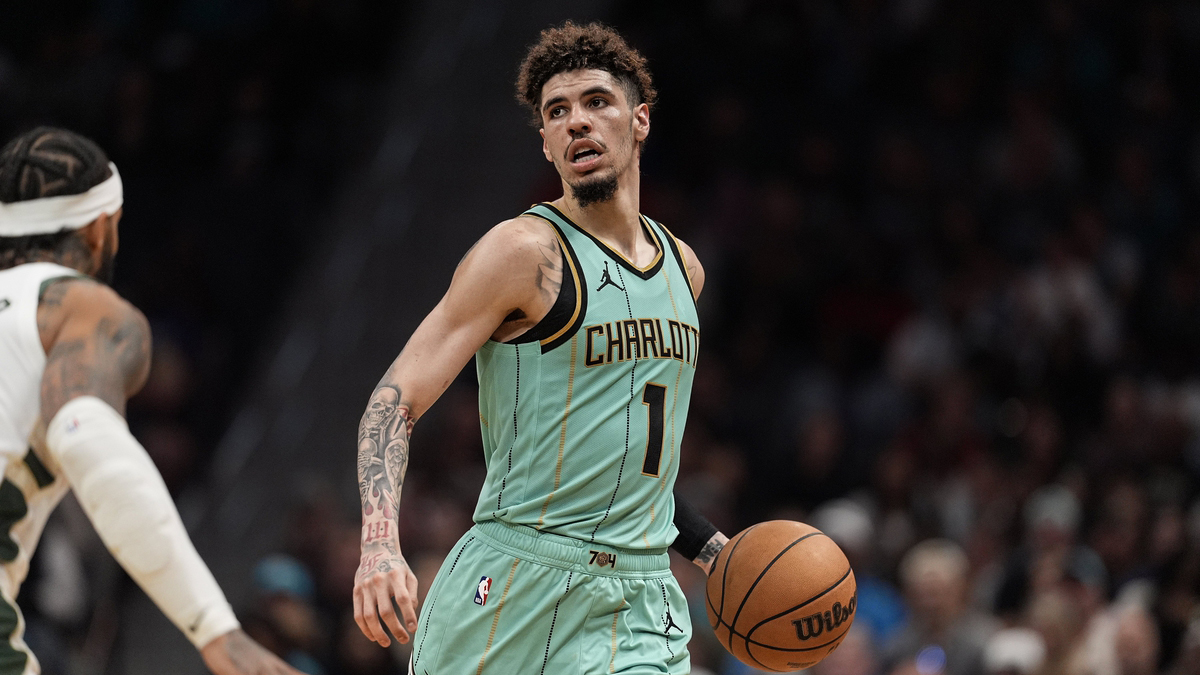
[473, 204, 700, 551]
[0, 263, 80, 675]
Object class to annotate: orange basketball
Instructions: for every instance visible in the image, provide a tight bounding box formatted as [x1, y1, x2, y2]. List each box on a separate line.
[705, 520, 857, 672]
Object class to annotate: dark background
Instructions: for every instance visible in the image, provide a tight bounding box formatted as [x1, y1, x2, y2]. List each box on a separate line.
[2, 1, 1199, 674]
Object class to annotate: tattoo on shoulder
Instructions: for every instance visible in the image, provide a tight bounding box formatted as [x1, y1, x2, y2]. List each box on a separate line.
[357, 384, 413, 521]
[534, 237, 563, 305]
[36, 277, 91, 336]
[39, 278, 77, 308]
[40, 303, 151, 419]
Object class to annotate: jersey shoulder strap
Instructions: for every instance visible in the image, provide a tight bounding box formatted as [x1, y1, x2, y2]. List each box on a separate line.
[506, 204, 588, 353]
[641, 216, 697, 309]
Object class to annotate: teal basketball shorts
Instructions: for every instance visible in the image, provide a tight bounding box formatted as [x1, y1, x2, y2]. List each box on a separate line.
[410, 520, 691, 674]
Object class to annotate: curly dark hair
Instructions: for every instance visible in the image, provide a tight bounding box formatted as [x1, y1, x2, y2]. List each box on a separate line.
[516, 21, 657, 127]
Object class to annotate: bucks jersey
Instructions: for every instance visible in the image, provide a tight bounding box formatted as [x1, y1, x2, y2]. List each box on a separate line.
[473, 204, 699, 551]
[0, 262, 79, 675]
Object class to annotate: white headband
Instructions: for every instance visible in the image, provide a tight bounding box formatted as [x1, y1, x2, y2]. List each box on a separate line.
[0, 162, 123, 237]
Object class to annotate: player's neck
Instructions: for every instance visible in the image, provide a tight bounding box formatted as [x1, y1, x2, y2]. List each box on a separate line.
[556, 171, 647, 260]
[0, 249, 91, 274]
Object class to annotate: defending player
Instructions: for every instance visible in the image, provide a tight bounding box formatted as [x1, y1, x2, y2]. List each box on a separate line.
[0, 127, 300, 675]
[353, 22, 728, 673]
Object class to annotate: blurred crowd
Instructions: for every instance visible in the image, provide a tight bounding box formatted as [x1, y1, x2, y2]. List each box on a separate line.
[615, 1, 1199, 675]
[6, 1, 1200, 675]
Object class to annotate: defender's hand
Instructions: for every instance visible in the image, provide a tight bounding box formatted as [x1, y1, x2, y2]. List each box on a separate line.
[353, 546, 419, 647]
[200, 629, 302, 675]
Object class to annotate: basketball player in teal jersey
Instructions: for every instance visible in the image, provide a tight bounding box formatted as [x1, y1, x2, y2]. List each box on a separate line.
[353, 22, 729, 673]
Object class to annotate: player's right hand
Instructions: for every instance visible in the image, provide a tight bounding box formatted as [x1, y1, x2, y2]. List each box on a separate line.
[200, 628, 303, 675]
[353, 545, 419, 647]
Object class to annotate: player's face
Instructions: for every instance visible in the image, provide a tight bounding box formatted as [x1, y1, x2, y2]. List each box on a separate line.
[538, 69, 649, 193]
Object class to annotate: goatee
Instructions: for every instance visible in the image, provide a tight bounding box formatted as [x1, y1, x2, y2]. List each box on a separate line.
[571, 175, 618, 208]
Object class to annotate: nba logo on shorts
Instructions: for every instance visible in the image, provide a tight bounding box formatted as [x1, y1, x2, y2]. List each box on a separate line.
[474, 576, 492, 606]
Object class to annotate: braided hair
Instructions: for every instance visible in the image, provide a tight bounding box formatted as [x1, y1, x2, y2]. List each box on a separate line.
[0, 127, 113, 269]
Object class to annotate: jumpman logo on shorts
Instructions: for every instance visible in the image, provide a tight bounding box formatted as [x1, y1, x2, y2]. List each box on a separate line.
[596, 261, 624, 293]
[663, 606, 682, 634]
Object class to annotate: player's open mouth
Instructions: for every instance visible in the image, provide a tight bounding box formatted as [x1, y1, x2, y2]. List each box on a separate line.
[568, 141, 605, 170]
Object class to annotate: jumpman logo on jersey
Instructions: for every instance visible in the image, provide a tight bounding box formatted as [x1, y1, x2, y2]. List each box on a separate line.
[596, 261, 624, 293]
[663, 606, 682, 634]
[0, 299, 9, 313]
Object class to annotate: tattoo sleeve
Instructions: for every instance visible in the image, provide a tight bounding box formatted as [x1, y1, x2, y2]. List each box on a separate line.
[39, 282, 152, 423]
[357, 382, 413, 544]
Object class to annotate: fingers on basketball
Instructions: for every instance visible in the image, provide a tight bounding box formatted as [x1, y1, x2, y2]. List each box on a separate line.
[705, 520, 858, 673]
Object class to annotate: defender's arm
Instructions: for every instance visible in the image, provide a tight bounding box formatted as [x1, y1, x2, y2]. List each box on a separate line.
[354, 217, 562, 647]
[38, 279, 300, 675]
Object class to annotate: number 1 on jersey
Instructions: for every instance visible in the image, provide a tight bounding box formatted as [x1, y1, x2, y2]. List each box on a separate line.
[641, 383, 667, 476]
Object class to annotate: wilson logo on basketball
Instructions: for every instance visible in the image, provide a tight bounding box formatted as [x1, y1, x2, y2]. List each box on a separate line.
[588, 550, 617, 568]
[792, 593, 856, 641]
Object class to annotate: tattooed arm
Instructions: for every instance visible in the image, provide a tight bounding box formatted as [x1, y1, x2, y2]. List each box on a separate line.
[353, 216, 565, 647]
[37, 280, 302, 675]
[37, 277, 151, 421]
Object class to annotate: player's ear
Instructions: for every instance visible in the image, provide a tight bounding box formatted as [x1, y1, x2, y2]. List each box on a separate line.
[633, 103, 650, 143]
[79, 213, 114, 258]
[540, 128, 553, 162]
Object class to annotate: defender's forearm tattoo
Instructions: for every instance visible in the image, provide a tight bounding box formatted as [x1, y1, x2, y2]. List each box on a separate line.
[357, 383, 413, 526]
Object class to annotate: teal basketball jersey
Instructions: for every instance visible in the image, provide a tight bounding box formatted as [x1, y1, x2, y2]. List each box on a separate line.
[473, 203, 700, 551]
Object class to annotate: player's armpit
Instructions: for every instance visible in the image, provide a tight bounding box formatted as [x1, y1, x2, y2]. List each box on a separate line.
[38, 278, 150, 422]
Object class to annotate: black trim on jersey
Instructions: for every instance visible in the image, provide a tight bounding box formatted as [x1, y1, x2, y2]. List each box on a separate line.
[516, 208, 590, 353]
[23, 449, 54, 489]
[515, 210, 590, 354]
[539, 203, 665, 280]
[37, 275, 84, 303]
[649, 217, 699, 311]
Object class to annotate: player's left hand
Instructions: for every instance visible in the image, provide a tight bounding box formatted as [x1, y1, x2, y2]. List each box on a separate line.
[694, 532, 730, 576]
[353, 546, 419, 647]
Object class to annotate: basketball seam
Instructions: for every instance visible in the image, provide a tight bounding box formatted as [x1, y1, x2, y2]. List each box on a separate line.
[710, 521, 758, 653]
[714, 522, 760, 650]
[728, 532, 824, 637]
[744, 566, 854, 641]
[742, 566, 853, 670]
[708, 616, 852, 652]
